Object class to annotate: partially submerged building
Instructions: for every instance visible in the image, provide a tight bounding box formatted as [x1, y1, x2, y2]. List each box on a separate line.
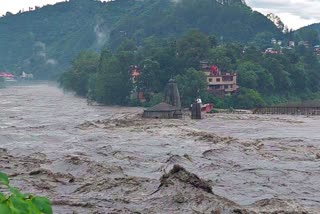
[143, 102, 182, 119]
[143, 79, 182, 119]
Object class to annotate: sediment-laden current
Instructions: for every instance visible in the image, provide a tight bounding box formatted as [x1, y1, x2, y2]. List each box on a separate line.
[0, 84, 319, 213]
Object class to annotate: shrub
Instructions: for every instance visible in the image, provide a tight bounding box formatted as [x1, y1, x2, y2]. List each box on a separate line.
[128, 98, 142, 107]
[148, 93, 164, 106]
[0, 172, 53, 214]
[143, 93, 164, 107]
[233, 88, 266, 109]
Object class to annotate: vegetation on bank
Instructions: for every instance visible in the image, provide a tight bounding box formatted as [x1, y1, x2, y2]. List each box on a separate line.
[0, 172, 52, 214]
[60, 29, 320, 109]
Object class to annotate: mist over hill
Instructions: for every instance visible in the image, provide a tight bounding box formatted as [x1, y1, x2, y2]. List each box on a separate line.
[0, 0, 282, 79]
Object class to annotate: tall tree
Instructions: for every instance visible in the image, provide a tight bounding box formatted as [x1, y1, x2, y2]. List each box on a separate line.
[177, 29, 210, 69]
[138, 59, 161, 93]
[176, 68, 207, 106]
[95, 50, 132, 105]
[59, 51, 99, 96]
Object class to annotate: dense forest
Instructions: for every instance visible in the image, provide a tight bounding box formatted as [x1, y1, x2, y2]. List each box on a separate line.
[59, 29, 320, 109]
[108, 0, 282, 49]
[0, 0, 282, 78]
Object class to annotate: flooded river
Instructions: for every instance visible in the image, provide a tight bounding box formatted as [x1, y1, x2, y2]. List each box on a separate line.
[0, 84, 319, 213]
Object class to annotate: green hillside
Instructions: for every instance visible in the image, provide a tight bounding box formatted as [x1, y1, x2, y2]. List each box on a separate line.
[0, 0, 135, 78]
[295, 23, 320, 46]
[299, 23, 320, 34]
[0, 0, 281, 79]
[109, 0, 282, 48]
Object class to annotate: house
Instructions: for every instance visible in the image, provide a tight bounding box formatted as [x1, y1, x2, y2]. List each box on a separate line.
[314, 45, 320, 56]
[0, 72, 16, 82]
[298, 41, 310, 48]
[20, 72, 34, 80]
[264, 48, 281, 54]
[288, 41, 295, 47]
[200, 61, 239, 96]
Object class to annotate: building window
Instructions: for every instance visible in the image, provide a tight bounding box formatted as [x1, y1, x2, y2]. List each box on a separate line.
[208, 78, 212, 82]
[223, 76, 233, 81]
[216, 78, 221, 82]
[225, 85, 229, 89]
[211, 85, 221, 90]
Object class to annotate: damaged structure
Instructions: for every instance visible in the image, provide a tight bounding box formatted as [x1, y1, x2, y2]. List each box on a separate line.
[143, 79, 182, 119]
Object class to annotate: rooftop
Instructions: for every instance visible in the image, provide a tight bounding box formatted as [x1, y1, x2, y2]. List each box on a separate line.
[144, 102, 178, 112]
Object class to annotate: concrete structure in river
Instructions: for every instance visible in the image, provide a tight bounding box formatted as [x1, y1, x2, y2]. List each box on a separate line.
[143, 79, 182, 119]
[164, 78, 181, 109]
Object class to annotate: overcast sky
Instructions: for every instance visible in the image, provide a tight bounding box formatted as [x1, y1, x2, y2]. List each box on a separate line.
[246, 0, 320, 30]
[0, 0, 319, 30]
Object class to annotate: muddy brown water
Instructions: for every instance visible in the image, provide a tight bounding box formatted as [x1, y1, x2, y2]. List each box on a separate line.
[0, 84, 319, 213]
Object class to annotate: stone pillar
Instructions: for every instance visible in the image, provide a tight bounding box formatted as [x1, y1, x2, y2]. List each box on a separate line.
[191, 102, 202, 119]
[164, 78, 181, 109]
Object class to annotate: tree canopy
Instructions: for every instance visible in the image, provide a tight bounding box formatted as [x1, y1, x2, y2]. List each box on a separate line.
[60, 29, 320, 109]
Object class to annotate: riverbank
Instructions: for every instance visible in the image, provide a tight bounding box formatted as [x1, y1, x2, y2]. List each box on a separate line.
[0, 84, 319, 213]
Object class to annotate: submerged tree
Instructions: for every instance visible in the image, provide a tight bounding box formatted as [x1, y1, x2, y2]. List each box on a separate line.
[59, 51, 99, 96]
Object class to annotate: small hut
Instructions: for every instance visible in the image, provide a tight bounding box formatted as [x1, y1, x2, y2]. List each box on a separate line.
[143, 102, 182, 119]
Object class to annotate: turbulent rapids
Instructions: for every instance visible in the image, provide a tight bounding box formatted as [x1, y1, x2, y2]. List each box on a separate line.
[0, 84, 319, 213]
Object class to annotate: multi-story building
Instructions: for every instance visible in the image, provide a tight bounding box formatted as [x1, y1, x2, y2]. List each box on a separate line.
[200, 61, 239, 96]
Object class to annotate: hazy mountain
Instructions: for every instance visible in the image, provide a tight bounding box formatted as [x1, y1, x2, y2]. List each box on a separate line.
[0, 0, 282, 79]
